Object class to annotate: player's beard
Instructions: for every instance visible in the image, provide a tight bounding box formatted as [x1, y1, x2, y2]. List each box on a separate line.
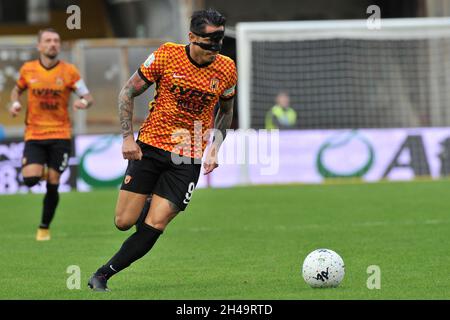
[45, 53, 58, 59]
[44, 49, 59, 60]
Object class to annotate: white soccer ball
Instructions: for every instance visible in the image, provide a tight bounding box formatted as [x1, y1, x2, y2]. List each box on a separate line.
[302, 248, 345, 288]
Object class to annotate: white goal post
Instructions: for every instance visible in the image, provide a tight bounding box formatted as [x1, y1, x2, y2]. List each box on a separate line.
[236, 17, 450, 131]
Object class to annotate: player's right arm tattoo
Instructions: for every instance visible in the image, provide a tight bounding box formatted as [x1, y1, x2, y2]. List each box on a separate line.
[118, 71, 151, 138]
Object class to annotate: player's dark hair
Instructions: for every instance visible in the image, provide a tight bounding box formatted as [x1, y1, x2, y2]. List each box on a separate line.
[190, 9, 226, 34]
[37, 28, 59, 42]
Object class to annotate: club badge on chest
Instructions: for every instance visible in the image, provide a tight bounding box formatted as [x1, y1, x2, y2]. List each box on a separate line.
[210, 78, 219, 92]
[55, 77, 64, 86]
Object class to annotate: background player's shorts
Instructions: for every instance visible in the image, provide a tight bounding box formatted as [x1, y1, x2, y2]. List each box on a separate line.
[120, 140, 202, 211]
[22, 139, 71, 174]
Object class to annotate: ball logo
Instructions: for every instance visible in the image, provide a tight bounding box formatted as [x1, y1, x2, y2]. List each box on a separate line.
[313, 267, 329, 282]
[124, 175, 132, 184]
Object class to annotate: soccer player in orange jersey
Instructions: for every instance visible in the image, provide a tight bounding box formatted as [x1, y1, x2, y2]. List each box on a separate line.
[88, 9, 237, 291]
[8, 28, 94, 241]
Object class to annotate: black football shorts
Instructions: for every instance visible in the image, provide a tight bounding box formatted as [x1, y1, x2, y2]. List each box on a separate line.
[22, 139, 71, 174]
[120, 140, 202, 211]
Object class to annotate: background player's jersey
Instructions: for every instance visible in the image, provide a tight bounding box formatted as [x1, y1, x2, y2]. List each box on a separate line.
[16, 60, 81, 141]
[138, 42, 237, 159]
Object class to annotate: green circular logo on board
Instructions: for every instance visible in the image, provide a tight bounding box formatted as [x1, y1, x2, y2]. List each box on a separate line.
[316, 130, 374, 178]
[79, 135, 125, 187]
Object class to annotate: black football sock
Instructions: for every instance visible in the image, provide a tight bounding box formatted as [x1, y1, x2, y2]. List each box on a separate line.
[136, 195, 152, 230]
[96, 223, 163, 279]
[40, 183, 59, 229]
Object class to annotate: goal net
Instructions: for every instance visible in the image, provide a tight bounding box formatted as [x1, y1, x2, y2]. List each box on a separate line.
[236, 18, 450, 130]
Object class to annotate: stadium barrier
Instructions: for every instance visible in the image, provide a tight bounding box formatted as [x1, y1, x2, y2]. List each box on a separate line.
[0, 138, 77, 194]
[2, 127, 449, 194]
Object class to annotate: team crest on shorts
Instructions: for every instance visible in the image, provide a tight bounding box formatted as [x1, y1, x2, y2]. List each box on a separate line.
[22, 157, 27, 165]
[124, 175, 132, 184]
[210, 78, 220, 92]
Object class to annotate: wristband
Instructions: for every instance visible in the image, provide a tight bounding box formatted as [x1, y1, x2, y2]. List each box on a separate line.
[80, 98, 89, 107]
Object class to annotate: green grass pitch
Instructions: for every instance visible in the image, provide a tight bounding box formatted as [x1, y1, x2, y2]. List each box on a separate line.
[0, 180, 449, 299]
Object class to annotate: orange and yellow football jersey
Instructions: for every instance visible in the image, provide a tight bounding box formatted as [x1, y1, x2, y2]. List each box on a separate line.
[16, 60, 81, 141]
[138, 42, 237, 159]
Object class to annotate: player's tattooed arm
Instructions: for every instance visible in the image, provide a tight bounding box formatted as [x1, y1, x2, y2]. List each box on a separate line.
[118, 71, 150, 138]
[214, 97, 234, 148]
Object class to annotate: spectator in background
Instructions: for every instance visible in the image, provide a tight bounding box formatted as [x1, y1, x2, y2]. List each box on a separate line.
[265, 91, 297, 130]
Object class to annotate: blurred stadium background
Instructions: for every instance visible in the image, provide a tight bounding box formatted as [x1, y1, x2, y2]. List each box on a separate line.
[1, 0, 450, 300]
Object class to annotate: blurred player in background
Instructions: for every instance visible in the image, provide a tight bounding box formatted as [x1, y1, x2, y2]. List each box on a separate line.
[88, 9, 237, 291]
[8, 28, 94, 241]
